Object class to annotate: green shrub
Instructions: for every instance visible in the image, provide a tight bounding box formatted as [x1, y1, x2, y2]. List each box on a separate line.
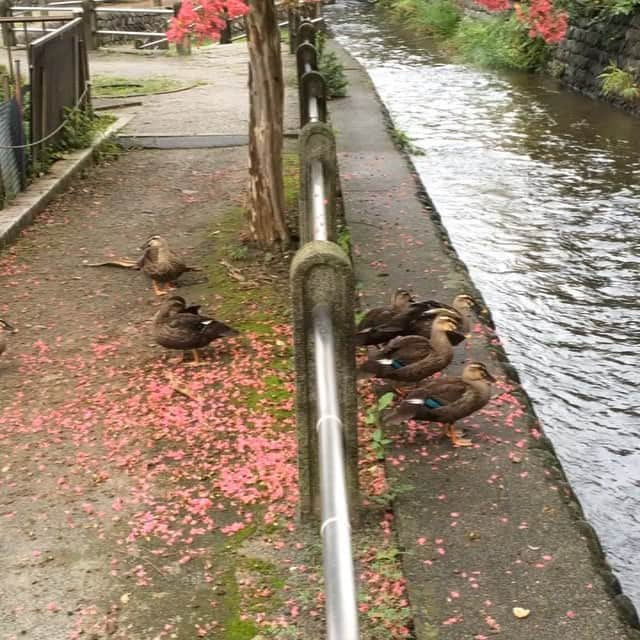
[452, 14, 551, 71]
[599, 63, 640, 101]
[414, 0, 461, 38]
[317, 32, 349, 98]
[382, 0, 461, 38]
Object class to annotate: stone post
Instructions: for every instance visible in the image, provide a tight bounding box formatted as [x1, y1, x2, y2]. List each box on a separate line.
[80, 0, 97, 50]
[291, 241, 359, 524]
[296, 41, 317, 84]
[300, 70, 327, 126]
[297, 19, 316, 47]
[298, 121, 337, 244]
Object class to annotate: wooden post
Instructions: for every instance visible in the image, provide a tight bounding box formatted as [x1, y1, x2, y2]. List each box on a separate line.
[80, 0, 97, 50]
[173, 1, 190, 55]
[0, 0, 16, 48]
[219, 8, 231, 44]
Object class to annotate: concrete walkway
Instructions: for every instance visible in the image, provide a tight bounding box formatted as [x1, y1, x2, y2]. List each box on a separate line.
[329, 42, 637, 640]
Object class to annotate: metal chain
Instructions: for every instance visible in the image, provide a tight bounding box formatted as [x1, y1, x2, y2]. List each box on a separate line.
[0, 82, 90, 150]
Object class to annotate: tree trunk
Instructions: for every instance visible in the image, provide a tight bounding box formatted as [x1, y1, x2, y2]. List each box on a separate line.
[246, 0, 289, 248]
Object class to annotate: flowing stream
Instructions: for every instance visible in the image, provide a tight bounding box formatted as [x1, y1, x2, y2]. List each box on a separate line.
[325, 0, 640, 606]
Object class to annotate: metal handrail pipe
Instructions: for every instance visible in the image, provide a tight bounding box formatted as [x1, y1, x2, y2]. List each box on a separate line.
[138, 36, 168, 48]
[96, 7, 173, 14]
[11, 6, 78, 11]
[308, 95, 319, 123]
[21, 26, 59, 32]
[96, 29, 168, 37]
[30, 14, 81, 44]
[311, 161, 326, 240]
[313, 304, 360, 640]
[0, 15, 74, 22]
[47, 0, 106, 4]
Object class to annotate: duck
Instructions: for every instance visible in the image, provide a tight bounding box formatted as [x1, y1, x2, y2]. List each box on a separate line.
[0, 319, 17, 358]
[358, 314, 460, 383]
[356, 293, 480, 347]
[385, 361, 495, 447]
[355, 289, 415, 346]
[137, 235, 199, 296]
[152, 296, 238, 364]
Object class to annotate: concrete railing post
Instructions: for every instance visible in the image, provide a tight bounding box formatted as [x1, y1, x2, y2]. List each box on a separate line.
[0, 0, 15, 47]
[80, 0, 97, 49]
[300, 70, 327, 126]
[297, 19, 316, 47]
[298, 121, 337, 244]
[296, 41, 318, 85]
[291, 241, 359, 524]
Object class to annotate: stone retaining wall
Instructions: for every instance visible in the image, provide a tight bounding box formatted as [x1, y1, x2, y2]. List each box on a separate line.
[551, 10, 640, 116]
[96, 9, 171, 46]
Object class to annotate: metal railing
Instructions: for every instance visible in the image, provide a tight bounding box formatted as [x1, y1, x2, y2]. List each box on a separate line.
[292, 18, 360, 640]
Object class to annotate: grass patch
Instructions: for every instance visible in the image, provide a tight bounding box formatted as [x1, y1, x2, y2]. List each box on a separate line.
[452, 14, 551, 71]
[378, 0, 552, 71]
[92, 75, 196, 98]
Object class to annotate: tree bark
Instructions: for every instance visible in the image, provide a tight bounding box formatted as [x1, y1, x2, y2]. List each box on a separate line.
[246, 0, 290, 248]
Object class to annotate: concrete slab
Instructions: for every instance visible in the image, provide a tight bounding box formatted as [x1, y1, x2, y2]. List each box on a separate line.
[329, 41, 638, 640]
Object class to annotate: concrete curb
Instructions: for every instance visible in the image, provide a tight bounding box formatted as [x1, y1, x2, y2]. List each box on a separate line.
[0, 114, 133, 250]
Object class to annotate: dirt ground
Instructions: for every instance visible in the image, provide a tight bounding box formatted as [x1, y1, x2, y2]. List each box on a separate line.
[0, 147, 297, 639]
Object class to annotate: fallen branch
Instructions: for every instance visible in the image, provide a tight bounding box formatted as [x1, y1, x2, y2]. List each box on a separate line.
[166, 372, 203, 403]
[220, 259, 246, 282]
[84, 259, 140, 269]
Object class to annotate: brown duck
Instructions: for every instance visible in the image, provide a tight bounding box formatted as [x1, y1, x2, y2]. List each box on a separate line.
[153, 296, 238, 364]
[358, 314, 460, 383]
[355, 288, 415, 346]
[363, 293, 480, 346]
[0, 319, 16, 359]
[137, 235, 198, 296]
[386, 361, 495, 447]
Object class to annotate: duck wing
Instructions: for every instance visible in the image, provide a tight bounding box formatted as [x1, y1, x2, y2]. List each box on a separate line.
[386, 378, 471, 424]
[372, 335, 433, 363]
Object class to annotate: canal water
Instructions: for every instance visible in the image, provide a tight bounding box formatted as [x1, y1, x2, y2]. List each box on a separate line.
[325, 0, 640, 606]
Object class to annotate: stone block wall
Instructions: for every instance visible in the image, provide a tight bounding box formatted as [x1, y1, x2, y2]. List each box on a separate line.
[96, 9, 171, 46]
[551, 10, 640, 117]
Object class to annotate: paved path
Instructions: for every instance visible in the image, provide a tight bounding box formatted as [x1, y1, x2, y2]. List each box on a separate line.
[329, 41, 637, 640]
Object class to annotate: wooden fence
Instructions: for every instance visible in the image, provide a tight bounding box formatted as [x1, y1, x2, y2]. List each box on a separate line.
[29, 16, 90, 157]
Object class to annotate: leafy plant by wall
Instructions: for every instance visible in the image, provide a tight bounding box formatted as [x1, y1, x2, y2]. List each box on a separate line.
[599, 63, 640, 101]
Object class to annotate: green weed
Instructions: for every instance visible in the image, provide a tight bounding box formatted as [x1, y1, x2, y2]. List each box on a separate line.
[599, 63, 640, 101]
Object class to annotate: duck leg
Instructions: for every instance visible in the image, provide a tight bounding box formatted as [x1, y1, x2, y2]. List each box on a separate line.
[152, 280, 168, 296]
[185, 349, 203, 366]
[444, 424, 473, 448]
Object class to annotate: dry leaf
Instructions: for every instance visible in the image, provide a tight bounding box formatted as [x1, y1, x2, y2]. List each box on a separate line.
[513, 607, 530, 619]
[120, 592, 130, 604]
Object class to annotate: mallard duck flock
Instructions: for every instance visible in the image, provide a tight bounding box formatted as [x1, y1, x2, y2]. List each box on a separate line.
[2, 239, 494, 446]
[357, 289, 495, 447]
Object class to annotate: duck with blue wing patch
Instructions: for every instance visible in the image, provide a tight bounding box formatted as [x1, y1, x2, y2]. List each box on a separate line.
[386, 362, 496, 447]
[358, 314, 460, 383]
